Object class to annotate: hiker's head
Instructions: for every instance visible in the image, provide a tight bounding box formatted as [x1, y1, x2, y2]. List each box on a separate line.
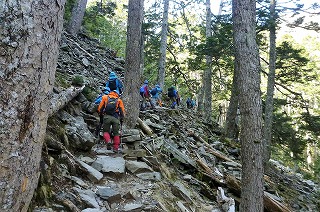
[109, 72, 117, 80]
[144, 80, 148, 84]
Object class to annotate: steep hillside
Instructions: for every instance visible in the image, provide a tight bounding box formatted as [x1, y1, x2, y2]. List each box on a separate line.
[29, 32, 319, 212]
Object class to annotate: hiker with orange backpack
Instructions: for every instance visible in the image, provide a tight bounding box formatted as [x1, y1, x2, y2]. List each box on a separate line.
[97, 90, 125, 153]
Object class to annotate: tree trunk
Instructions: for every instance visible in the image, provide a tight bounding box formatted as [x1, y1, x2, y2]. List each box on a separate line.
[232, 0, 264, 211]
[123, 0, 144, 128]
[0, 1, 65, 211]
[204, 0, 213, 124]
[197, 84, 204, 113]
[67, 0, 88, 35]
[263, 0, 277, 168]
[224, 62, 240, 139]
[158, 0, 170, 89]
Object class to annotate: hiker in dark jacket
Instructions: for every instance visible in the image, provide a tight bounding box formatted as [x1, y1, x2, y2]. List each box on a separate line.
[167, 86, 178, 109]
[105, 71, 124, 95]
[186, 97, 192, 109]
[97, 90, 125, 153]
[139, 80, 155, 110]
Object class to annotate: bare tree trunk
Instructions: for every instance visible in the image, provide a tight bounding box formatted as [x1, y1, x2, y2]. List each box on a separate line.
[158, 0, 170, 89]
[204, 0, 213, 124]
[224, 62, 240, 139]
[0, 1, 65, 211]
[263, 0, 277, 168]
[123, 0, 144, 128]
[232, 0, 264, 211]
[67, 0, 88, 35]
[197, 84, 204, 113]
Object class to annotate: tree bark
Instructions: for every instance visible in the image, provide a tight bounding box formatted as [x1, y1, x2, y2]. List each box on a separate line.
[0, 1, 65, 211]
[123, 0, 144, 128]
[158, 0, 170, 89]
[232, 0, 264, 211]
[67, 0, 88, 35]
[263, 0, 277, 168]
[224, 62, 240, 139]
[204, 0, 213, 124]
[197, 84, 204, 113]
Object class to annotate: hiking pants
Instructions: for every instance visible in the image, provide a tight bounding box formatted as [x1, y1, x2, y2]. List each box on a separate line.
[102, 115, 121, 136]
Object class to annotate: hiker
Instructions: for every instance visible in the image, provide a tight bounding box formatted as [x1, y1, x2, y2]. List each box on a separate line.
[94, 87, 111, 136]
[105, 71, 124, 95]
[186, 97, 192, 109]
[97, 90, 125, 153]
[191, 99, 196, 109]
[94, 87, 110, 105]
[150, 84, 163, 107]
[139, 80, 154, 110]
[167, 86, 178, 109]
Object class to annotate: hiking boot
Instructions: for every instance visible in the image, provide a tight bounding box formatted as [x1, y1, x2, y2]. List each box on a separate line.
[113, 149, 119, 153]
[107, 142, 112, 150]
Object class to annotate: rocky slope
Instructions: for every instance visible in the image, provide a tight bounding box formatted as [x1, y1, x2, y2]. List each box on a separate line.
[28, 32, 320, 212]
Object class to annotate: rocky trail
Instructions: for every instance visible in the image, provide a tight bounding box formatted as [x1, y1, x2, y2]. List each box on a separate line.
[29, 32, 319, 212]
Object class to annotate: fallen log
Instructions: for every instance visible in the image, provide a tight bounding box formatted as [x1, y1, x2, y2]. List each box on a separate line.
[48, 85, 85, 117]
[225, 175, 292, 212]
[195, 153, 226, 186]
[188, 130, 241, 167]
[60, 199, 81, 212]
[137, 117, 153, 135]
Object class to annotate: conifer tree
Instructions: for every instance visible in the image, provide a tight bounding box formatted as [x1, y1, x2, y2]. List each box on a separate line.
[232, 0, 264, 210]
[0, 1, 65, 210]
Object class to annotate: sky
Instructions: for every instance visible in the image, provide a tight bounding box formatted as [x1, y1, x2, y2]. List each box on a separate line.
[86, 0, 319, 42]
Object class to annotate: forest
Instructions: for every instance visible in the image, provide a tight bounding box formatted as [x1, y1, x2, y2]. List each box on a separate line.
[0, 0, 319, 211]
[81, 0, 320, 185]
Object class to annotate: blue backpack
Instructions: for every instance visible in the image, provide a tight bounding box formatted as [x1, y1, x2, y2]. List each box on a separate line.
[150, 88, 157, 96]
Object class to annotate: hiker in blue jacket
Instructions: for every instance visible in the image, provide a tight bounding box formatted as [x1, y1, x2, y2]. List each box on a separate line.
[105, 71, 123, 95]
[94, 87, 111, 105]
[150, 84, 163, 107]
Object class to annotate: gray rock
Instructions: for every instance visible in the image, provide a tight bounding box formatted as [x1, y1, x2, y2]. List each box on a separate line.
[172, 181, 193, 202]
[82, 58, 90, 67]
[136, 172, 161, 181]
[79, 156, 95, 164]
[92, 156, 125, 174]
[123, 203, 143, 211]
[77, 160, 103, 183]
[71, 176, 88, 188]
[122, 129, 140, 136]
[144, 119, 165, 129]
[74, 188, 100, 208]
[96, 186, 121, 204]
[125, 161, 153, 174]
[164, 141, 197, 167]
[65, 116, 95, 150]
[81, 208, 102, 212]
[122, 134, 141, 143]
